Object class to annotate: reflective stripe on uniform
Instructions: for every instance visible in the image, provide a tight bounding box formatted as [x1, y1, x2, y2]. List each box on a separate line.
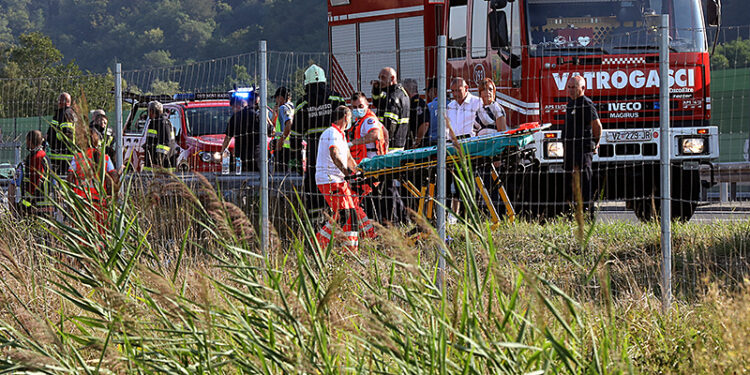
[305, 127, 328, 135]
[155, 144, 170, 154]
[328, 95, 345, 102]
[147, 129, 158, 135]
[295, 101, 308, 111]
[48, 153, 73, 160]
[21, 200, 31, 208]
[142, 166, 175, 172]
[372, 92, 386, 100]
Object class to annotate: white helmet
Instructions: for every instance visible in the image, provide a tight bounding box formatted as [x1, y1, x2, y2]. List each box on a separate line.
[304, 64, 326, 85]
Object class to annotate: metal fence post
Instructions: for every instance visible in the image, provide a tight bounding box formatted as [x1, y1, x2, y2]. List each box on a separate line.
[259, 41, 269, 255]
[14, 143, 21, 166]
[659, 14, 672, 311]
[115, 63, 123, 170]
[436, 35, 447, 290]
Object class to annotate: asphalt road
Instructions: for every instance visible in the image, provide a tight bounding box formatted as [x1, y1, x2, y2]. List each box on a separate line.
[596, 201, 750, 223]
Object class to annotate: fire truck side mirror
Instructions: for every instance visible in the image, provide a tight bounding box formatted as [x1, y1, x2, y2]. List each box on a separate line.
[706, 0, 721, 27]
[489, 0, 507, 9]
[489, 10, 510, 49]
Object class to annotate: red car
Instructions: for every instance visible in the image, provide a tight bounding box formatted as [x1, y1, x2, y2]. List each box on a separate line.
[123, 92, 237, 173]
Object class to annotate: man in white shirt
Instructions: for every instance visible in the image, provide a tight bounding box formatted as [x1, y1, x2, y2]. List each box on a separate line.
[315, 105, 375, 252]
[447, 77, 482, 138]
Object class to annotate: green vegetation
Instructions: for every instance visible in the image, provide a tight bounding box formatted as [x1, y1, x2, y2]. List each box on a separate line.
[0, 0, 327, 72]
[0, 159, 748, 372]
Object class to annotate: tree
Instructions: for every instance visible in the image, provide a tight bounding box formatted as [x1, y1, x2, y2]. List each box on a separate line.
[713, 38, 750, 69]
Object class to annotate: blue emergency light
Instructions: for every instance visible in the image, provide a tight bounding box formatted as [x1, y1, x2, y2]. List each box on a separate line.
[172, 93, 196, 101]
[231, 86, 256, 102]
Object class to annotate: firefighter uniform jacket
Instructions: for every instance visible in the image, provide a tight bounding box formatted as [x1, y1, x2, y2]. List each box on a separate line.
[372, 83, 410, 151]
[46, 106, 78, 173]
[292, 83, 346, 172]
[90, 123, 116, 161]
[144, 114, 174, 170]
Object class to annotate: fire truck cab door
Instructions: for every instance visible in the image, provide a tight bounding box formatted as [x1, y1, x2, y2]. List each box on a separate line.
[488, 0, 522, 88]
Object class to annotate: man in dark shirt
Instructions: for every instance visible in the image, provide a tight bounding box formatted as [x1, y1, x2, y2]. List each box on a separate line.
[403, 78, 428, 149]
[222, 93, 261, 172]
[562, 75, 603, 215]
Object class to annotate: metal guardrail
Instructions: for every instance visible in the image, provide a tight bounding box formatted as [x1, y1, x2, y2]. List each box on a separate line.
[700, 162, 750, 184]
[123, 171, 304, 194]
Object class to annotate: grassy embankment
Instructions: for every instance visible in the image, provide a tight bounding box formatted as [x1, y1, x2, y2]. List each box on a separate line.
[0, 170, 748, 374]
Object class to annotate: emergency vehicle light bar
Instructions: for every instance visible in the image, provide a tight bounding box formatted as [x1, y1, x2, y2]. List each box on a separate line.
[173, 92, 232, 101]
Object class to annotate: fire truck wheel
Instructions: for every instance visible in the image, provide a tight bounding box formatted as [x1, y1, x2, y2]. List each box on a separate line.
[632, 197, 697, 222]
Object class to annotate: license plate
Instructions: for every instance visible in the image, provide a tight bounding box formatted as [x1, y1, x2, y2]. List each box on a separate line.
[605, 130, 652, 143]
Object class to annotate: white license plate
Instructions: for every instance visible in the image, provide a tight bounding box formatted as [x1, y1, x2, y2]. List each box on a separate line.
[605, 130, 652, 143]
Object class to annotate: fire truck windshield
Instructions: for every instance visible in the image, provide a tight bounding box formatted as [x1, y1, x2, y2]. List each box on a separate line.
[527, 0, 706, 56]
[185, 106, 234, 137]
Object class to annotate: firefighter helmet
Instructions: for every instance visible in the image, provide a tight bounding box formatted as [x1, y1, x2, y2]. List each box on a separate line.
[304, 64, 326, 85]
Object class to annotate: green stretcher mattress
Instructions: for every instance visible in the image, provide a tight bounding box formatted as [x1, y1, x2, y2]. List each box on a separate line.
[358, 131, 534, 173]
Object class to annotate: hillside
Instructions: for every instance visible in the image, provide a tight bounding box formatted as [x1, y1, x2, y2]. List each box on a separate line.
[0, 0, 327, 72]
[0, 0, 746, 73]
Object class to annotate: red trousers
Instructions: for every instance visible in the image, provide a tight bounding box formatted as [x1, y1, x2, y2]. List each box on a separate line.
[316, 182, 375, 252]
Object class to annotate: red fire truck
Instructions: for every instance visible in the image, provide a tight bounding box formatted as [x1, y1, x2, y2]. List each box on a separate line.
[328, 0, 721, 221]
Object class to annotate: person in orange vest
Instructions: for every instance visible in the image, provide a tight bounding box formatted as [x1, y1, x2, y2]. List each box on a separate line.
[348, 91, 388, 163]
[67, 129, 119, 233]
[347, 91, 389, 223]
[315, 105, 375, 253]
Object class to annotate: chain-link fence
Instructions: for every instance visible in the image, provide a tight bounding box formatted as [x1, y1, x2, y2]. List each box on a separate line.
[1, 19, 750, 297]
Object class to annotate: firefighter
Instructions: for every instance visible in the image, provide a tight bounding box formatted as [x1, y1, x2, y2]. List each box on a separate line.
[18, 130, 53, 217]
[292, 64, 347, 217]
[315, 105, 375, 252]
[67, 129, 119, 232]
[89, 110, 116, 161]
[272, 86, 299, 173]
[371, 67, 410, 152]
[143, 101, 174, 172]
[371, 67, 410, 223]
[403, 78, 428, 149]
[348, 91, 388, 222]
[46, 92, 78, 175]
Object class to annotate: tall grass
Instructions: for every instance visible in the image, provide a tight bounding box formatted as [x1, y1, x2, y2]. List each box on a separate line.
[0, 163, 747, 373]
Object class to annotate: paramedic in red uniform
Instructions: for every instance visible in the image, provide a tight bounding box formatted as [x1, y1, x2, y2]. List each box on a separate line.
[67, 129, 120, 233]
[18, 130, 53, 216]
[315, 105, 375, 253]
[348, 91, 388, 222]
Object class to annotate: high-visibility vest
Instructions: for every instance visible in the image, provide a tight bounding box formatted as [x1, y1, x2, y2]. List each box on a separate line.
[71, 148, 111, 202]
[350, 109, 387, 164]
[274, 102, 298, 149]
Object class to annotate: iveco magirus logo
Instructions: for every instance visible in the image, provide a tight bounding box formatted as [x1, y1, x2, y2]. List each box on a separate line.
[553, 69, 696, 91]
[608, 102, 642, 111]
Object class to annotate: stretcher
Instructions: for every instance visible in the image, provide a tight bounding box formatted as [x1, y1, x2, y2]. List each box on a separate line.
[353, 123, 541, 225]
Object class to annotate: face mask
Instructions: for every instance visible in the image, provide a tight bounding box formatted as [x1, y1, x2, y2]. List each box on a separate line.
[352, 108, 367, 119]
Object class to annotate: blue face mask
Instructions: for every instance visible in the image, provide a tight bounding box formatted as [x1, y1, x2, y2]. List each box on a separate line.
[352, 108, 367, 119]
